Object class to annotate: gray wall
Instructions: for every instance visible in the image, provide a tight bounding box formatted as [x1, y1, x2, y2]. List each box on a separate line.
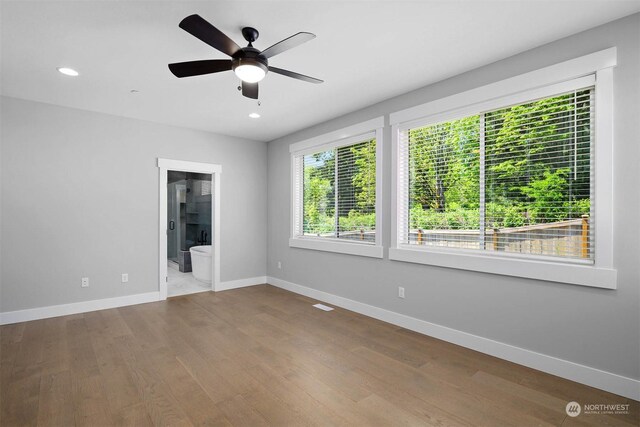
[267, 14, 640, 380]
[1, 97, 267, 312]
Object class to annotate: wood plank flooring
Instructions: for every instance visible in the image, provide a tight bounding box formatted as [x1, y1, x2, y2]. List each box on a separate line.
[1, 285, 638, 426]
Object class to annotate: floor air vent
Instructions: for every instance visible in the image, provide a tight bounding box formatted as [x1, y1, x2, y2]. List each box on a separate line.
[313, 303, 334, 311]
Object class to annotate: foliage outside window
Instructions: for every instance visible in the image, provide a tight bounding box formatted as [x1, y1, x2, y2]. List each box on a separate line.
[404, 88, 593, 261]
[301, 138, 376, 243]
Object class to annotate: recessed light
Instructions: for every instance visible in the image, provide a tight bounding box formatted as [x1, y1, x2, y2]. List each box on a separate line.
[57, 67, 79, 77]
[249, 112, 260, 119]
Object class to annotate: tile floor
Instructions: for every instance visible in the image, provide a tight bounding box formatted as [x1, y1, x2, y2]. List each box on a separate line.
[167, 261, 211, 297]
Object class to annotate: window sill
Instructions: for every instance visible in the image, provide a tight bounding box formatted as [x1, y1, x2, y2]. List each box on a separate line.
[289, 238, 383, 258]
[388, 247, 616, 289]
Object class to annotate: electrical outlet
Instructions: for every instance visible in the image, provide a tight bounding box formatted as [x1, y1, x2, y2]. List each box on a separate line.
[81, 277, 89, 288]
[121, 273, 129, 283]
[398, 287, 405, 299]
[277, 261, 282, 269]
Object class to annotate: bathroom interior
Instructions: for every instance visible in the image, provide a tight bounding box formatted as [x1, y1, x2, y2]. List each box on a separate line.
[167, 170, 213, 297]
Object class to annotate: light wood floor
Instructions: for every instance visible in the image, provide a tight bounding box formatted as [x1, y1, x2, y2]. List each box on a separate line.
[1, 285, 638, 427]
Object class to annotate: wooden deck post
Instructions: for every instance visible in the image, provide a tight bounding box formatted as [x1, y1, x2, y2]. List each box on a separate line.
[417, 229, 423, 245]
[492, 228, 499, 251]
[581, 215, 589, 258]
[360, 229, 364, 241]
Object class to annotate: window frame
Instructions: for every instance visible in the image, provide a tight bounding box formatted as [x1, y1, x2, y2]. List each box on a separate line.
[390, 48, 617, 289]
[290, 117, 384, 258]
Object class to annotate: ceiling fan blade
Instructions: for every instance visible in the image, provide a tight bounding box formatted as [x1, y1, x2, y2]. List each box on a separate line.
[179, 14, 241, 57]
[168, 59, 232, 78]
[242, 81, 258, 99]
[260, 32, 316, 58]
[268, 66, 323, 84]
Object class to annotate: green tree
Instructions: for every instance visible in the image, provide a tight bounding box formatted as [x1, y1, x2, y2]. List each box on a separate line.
[408, 115, 480, 229]
[407, 89, 591, 231]
[303, 151, 334, 235]
[519, 168, 570, 222]
[350, 140, 376, 212]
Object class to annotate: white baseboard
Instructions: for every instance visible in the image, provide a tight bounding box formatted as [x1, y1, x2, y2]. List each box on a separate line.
[0, 292, 161, 325]
[267, 276, 640, 401]
[217, 276, 267, 292]
[0, 276, 267, 325]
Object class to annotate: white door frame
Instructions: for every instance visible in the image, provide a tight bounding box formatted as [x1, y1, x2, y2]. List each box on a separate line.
[157, 158, 221, 299]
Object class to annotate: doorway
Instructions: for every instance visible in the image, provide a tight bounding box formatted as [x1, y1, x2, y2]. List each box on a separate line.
[167, 172, 212, 296]
[158, 159, 221, 300]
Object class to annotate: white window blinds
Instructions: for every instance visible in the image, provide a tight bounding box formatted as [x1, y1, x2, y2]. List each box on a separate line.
[397, 85, 594, 261]
[293, 136, 376, 243]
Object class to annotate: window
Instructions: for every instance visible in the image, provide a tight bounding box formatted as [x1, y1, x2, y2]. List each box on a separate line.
[390, 48, 617, 288]
[290, 117, 383, 258]
[400, 88, 593, 261]
[301, 139, 376, 239]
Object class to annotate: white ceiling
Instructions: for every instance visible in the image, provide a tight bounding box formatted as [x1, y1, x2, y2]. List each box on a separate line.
[2, 1, 639, 142]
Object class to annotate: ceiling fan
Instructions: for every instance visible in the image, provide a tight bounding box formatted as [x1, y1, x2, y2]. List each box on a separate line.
[168, 14, 323, 99]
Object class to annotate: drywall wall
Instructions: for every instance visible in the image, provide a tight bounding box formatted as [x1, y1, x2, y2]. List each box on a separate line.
[267, 14, 640, 381]
[0, 97, 267, 312]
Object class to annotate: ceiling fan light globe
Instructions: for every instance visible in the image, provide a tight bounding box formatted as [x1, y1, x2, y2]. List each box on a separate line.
[234, 64, 266, 83]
